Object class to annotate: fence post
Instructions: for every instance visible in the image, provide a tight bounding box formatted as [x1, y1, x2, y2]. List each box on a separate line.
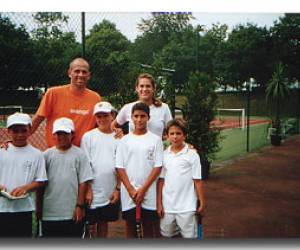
[81, 12, 86, 58]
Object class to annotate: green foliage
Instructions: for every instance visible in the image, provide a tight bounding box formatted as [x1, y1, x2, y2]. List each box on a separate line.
[270, 14, 300, 81]
[266, 62, 291, 135]
[220, 23, 272, 88]
[32, 12, 80, 87]
[0, 15, 36, 89]
[182, 71, 220, 164]
[86, 20, 131, 95]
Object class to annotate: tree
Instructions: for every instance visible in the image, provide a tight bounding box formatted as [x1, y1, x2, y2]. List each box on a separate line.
[85, 20, 131, 95]
[32, 12, 80, 88]
[182, 71, 220, 179]
[221, 24, 272, 88]
[0, 15, 35, 89]
[130, 13, 194, 66]
[270, 13, 300, 82]
[266, 62, 290, 141]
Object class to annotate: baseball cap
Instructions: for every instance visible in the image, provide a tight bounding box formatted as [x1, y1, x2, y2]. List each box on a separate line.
[93, 101, 116, 115]
[6, 112, 32, 128]
[52, 117, 75, 134]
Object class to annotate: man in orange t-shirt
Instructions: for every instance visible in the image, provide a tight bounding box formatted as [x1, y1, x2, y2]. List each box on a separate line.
[31, 58, 101, 147]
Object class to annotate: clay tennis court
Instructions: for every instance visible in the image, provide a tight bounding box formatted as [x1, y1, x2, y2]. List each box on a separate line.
[107, 134, 300, 238]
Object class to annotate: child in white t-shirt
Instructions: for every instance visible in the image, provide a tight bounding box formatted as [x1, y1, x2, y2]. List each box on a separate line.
[81, 101, 121, 238]
[116, 102, 164, 238]
[157, 118, 205, 238]
[36, 117, 93, 238]
[0, 113, 47, 237]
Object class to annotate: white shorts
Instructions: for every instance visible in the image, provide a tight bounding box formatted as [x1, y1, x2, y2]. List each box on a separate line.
[160, 212, 197, 238]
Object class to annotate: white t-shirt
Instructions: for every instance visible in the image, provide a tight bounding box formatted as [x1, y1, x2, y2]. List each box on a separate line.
[160, 144, 202, 213]
[81, 128, 119, 208]
[116, 101, 172, 138]
[116, 131, 163, 211]
[42, 145, 93, 221]
[0, 144, 47, 213]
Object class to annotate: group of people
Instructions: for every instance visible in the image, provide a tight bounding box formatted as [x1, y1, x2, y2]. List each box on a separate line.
[0, 58, 205, 239]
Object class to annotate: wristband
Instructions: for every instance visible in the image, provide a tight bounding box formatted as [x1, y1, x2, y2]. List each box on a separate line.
[76, 203, 85, 209]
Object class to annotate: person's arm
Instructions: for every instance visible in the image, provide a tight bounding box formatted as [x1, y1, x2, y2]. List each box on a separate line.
[85, 181, 93, 207]
[11, 181, 47, 197]
[135, 167, 162, 205]
[116, 168, 137, 201]
[194, 179, 205, 215]
[157, 178, 164, 218]
[73, 182, 88, 223]
[31, 115, 45, 135]
[111, 119, 124, 139]
[109, 176, 121, 204]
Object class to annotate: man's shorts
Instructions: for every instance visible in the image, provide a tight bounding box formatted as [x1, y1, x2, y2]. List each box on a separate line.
[122, 207, 159, 222]
[160, 212, 197, 238]
[86, 202, 120, 224]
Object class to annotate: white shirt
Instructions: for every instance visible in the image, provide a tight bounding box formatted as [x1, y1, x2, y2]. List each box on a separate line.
[42, 145, 93, 220]
[160, 144, 202, 213]
[116, 101, 172, 138]
[0, 144, 47, 212]
[116, 131, 163, 211]
[81, 128, 119, 208]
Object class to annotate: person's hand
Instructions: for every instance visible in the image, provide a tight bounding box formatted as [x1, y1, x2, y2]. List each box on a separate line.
[85, 187, 93, 207]
[113, 128, 123, 139]
[109, 190, 120, 204]
[135, 187, 146, 206]
[128, 186, 137, 202]
[157, 203, 164, 218]
[196, 203, 205, 217]
[0, 140, 11, 150]
[73, 206, 85, 223]
[11, 185, 28, 197]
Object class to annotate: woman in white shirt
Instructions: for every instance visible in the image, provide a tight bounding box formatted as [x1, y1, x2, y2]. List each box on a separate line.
[111, 73, 172, 139]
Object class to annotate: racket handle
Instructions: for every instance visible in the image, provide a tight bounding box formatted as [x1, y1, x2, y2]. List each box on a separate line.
[136, 205, 141, 221]
[197, 215, 202, 239]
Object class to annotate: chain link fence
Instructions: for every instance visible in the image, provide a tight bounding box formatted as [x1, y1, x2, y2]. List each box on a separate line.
[0, 12, 299, 162]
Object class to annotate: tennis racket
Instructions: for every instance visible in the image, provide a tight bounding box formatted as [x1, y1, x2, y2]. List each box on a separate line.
[135, 205, 143, 238]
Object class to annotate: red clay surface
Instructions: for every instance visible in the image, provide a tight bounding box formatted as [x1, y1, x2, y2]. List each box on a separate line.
[210, 118, 270, 130]
[107, 135, 300, 239]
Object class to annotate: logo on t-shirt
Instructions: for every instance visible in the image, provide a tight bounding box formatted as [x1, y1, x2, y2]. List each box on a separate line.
[70, 109, 89, 115]
[147, 146, 155, 161]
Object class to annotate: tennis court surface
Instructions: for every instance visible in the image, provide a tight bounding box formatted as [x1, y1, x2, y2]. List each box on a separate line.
[108, 134, 300, 238]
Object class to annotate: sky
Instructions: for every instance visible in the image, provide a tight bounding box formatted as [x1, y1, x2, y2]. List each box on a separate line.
[1, 0, 299, 41]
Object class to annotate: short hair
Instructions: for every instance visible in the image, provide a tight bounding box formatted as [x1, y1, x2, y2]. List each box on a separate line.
[166, 118, 188, 135]
[69, 58, 90, 71]
[131, 102, 150, 117]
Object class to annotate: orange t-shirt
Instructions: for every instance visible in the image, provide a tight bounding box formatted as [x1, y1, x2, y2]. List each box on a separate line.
[37, 84, 101, 147]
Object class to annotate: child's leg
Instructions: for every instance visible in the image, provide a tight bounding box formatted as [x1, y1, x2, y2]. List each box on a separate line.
[97, 222, 108, 238]
[160, 213, 180, 238]
[125, 220, 137, 238]
[142, 209, 161, 238]
[176, 212, 197, 238]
